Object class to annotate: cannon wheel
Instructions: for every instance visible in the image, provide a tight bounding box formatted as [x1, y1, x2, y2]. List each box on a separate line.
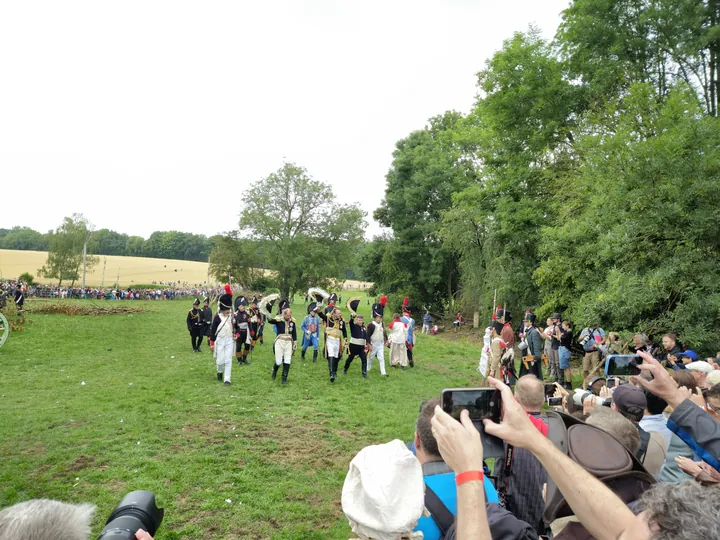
[0, 312, 8, 348]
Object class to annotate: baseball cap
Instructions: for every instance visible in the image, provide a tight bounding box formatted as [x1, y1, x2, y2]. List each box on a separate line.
[686, 361, 714, 374]
[706, 371, 720, 386]
[612, 384, 647, 411]
[678, 350, 699, 361]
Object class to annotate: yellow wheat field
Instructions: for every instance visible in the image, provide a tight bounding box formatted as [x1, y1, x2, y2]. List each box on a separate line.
[0, 249, 373, 289]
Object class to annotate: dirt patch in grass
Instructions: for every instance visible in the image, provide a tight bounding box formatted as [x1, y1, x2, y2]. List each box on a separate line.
[66, 454, 97, 473]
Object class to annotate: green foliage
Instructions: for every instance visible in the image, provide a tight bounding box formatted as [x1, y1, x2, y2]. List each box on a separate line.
[18, 272, 34, 285]
[38, 214, 99, 286]
[235, 162, 366, 298]
[371, 111, 468, 311]
[535, 85, 720, 350]
[0, 226, 49, 251]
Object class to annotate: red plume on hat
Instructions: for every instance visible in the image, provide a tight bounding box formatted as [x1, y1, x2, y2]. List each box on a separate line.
[224, 284, 232, 295]
[380, 295, 388, 307]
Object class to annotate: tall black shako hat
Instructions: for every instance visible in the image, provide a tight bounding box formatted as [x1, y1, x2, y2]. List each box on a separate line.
[371, 295, 388, 318]
[328, 292, 338, 304]
[307, 302, 318, 315]
[193, 298, 200, 306]
[495, 306, 512, 324]
[524, 310, 536, 323]
[219, 284, 233, 311]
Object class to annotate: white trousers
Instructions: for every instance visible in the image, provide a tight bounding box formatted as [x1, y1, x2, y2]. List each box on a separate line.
[326, 336, 340, 358]
[275, 339, 293, 365]
[215, 336, 234, 383]
[422, 323, 430, 334]
[367, 343, 386, 375]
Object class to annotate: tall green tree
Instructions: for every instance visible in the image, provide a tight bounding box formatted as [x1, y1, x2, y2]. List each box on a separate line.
[442, 28, 581, 316]
[557, 0, 720, 115]
[38, 214, 99, 286]
[231, 162, 365, 299]
[372, 111, 469, 310]
[535, 85, 720, 350]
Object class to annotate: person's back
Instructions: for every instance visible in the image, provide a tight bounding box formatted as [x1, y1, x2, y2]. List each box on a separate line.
[493, 376, 548, 534]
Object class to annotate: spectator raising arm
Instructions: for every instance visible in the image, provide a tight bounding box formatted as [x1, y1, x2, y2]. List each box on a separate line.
[431, 408, 491, 540]
[481, 376, 640, 540]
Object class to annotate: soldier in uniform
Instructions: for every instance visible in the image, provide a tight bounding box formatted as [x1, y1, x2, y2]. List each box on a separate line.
[318, 305, 347, 382]
[267, 306, 297, 385]
[209, 285, 237, 385]
[14, 282, 25, 315]
[518, 310, 543, 379]
[301, 303, 321, 362]
[252, 296, 265, 345]
[366, 312, 389, 377]
[234, 299, 251, 365]
[248, 299, 262, 352]
[202, 298, 213, 347]
[401, 297, 415, 368]
[343, 298, 369, 378]
[186, 298, 205, 352]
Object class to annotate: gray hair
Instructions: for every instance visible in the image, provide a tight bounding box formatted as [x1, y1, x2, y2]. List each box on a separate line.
[634, 332, 650, 345]
[641, 481, 720, 539]
[0, 499, 95, 540]
[586, 408, 641, 455]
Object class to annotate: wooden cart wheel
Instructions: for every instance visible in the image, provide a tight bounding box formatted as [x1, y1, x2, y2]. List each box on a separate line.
[0, 312, 9, 349]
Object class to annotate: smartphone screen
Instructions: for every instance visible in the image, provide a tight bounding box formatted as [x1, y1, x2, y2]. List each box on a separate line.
[607, 378, 616, 388]
[547, 397, 563, 407]
[544, 383, 556, 398]
[605, 354, 642, 377]
[441, 388, 501, 424]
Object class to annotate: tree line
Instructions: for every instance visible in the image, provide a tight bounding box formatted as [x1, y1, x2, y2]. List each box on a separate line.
[0, 226, 218, 262]
[360, 0, 720, 352]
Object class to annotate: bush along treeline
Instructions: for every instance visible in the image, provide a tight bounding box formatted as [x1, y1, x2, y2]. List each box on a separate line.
[361, 0, 720, 352]
[0, 226, 220, 262]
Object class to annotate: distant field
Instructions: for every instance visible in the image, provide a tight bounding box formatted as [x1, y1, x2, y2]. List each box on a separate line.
[0, 250, 373, 289]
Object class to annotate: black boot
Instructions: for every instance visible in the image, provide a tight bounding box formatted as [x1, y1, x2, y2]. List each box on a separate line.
[282, 363, 290, 385]
[362, 358, 368, 379]
[313, 350, 318, 363]
[272, 363, 280, 381]
[237, 354, 242, 366]
[301, 349, 306, 360]
[243, 353, 250, 365]
[343, 359, 351, 375]
[217, 372, 222, 382]
[330, 357, 339, 382]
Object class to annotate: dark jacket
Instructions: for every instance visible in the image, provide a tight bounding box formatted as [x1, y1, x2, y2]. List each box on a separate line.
[186, 308, 204, 331]
[670, 399, 720, 466]
[267, 316, 297, 341]
[348, 315, 367, 341]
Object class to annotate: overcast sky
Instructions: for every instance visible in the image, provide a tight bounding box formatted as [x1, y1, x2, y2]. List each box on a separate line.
[0, 0, 570, 240]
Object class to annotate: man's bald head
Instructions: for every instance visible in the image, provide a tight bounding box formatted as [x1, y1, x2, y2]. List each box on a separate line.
[515, 375, 544, 411]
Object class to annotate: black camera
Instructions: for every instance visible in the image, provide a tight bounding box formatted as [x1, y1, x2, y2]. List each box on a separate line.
[98, 491, 164, 539]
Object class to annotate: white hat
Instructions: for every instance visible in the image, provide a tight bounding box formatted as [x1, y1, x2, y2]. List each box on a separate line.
[686, 361, 714, 374]
[706, 370, 720, 386]
[342, 440, 425, 540]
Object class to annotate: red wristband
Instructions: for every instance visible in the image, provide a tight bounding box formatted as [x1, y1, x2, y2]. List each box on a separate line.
[455, 470, 484, 486]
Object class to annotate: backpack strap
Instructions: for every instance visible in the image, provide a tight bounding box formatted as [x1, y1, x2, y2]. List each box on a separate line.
[636, 426, 651, 463]
[424, 484, 455, 535]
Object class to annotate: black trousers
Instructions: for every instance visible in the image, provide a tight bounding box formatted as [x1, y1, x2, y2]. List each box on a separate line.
[344, 344, 367, 374]
[519, 358, 543, 379]
[190, 328, 204, 350]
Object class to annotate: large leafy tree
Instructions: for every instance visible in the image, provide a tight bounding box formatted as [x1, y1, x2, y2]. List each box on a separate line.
[230, 162, 365, 299]
[372, 111, 469, 311]
[535, 85, 720, 349]
[38, 214, 99, 286]
[442, 28, 582, 316]
[557, 0, 720, 115]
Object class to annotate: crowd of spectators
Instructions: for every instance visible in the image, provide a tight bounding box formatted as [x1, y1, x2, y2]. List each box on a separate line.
[341, 346, 720, 539]
[0, 279, 221, 302]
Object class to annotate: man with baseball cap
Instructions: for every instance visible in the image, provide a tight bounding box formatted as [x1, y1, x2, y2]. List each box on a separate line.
[686, 360, 714, 388]
[611, 384, 666, 475]
[670, 349, 698, 370]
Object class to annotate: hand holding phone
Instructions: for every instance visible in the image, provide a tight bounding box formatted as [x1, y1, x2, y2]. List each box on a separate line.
[441, 388, 504, 459]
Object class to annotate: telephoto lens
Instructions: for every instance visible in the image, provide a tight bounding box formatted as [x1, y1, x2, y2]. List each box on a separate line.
[97, 490, 164, 539]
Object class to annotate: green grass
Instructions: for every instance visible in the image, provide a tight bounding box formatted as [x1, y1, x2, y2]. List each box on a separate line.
[0, 295, 497, 539]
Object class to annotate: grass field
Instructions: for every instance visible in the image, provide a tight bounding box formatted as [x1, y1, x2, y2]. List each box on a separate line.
[0, 249, 373, 289]
[0, 293, 493, 539]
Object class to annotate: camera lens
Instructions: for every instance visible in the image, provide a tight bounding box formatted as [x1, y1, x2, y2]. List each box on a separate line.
[98, 491, 164, 539]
